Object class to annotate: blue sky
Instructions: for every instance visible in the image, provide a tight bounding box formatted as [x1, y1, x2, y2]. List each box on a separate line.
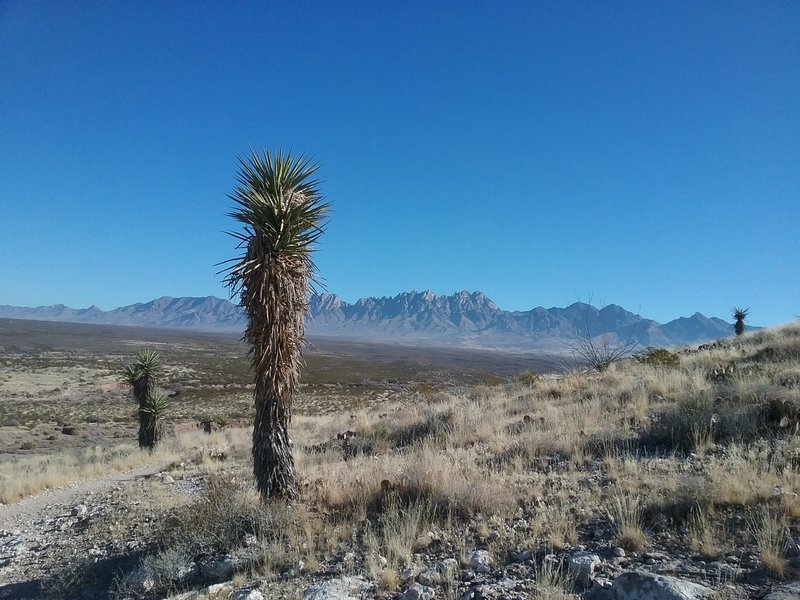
[1, 2, 798, 326]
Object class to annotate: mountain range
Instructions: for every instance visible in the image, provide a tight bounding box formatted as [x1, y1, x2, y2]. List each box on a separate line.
[0, 291, 737, 351]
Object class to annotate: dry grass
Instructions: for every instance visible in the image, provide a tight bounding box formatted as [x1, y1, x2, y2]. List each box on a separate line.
[12, 322, 800, 597]
[532, 554, 577, 599]
[0, 429, 243, 504]
[750, 506, 789, 578]
[609, 492, 647, 552]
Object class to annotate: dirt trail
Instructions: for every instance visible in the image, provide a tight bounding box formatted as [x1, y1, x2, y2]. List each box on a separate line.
[0, 462, 167, 531]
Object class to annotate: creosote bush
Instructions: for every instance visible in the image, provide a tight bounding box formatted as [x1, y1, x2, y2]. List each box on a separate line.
[518, 369, 542, 385]
[637, 347, 680, 368]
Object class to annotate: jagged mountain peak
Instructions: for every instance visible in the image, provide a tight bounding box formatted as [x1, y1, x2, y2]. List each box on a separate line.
[0, 291, 739, 351]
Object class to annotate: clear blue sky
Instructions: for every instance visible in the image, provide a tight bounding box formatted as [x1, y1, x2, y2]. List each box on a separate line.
[1, 2, 798, 326]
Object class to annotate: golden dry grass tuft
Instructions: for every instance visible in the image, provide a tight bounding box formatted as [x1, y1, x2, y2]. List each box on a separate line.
[0, 429, 243, 504]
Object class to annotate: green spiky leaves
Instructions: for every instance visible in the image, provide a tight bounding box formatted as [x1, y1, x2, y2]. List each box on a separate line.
[140, 391, 171, 418]
[732, 306, 750, 336]
[732, 307, 750, 322]
[224, 149, 330, 296]
[122, 349, 161, 402]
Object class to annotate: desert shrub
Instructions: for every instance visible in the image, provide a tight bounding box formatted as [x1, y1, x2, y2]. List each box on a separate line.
[645, 393, 764, 451]
[752, 339, 800, 363]
[637, 348, 680, 368]
[134, 547, 195, 596]
[518, 369, 541, 385]
[572, 331, 637, 373]
[479, 373, 505, 387]
[390, 408, 455, 448]
[707, 362, 738, 384]
[158, 475, 273, 554]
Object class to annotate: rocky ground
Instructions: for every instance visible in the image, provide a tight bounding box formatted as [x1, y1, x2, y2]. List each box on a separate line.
[2, 441, 800, 600]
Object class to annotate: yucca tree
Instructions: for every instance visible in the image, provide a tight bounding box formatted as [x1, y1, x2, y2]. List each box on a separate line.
[140, 390, 171, 446]
[122, 349, 164, 450]
[732, 306, 750, 337]
[223, 149, 329, 501]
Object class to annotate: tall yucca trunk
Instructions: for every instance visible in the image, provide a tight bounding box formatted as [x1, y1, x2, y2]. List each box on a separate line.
[138, 411, 159, 449]
[252, 397, 297, 499]
[734, 319, 745, 336]
[246, 249, 306, 501]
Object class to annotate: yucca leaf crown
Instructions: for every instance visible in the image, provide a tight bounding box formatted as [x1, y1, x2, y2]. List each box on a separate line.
[227, 149, 329, 261]
[732, 306, 750, 321]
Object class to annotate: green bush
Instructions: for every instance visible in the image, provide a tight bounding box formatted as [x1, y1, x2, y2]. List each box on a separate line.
[637, 348, 680, 368]
[646, 393, 764, 451]
[518, 369, 541, 385]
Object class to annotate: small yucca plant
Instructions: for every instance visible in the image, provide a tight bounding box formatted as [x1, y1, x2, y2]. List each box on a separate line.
[139, 391, 171, 450]
[732, 306, 750, 337]
[123, 350, 164, 450]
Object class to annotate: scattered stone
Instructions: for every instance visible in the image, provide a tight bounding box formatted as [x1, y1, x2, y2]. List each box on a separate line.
[401, 582, 435, 600]
[127, 567, 155, 594]
[233, 589, 265, 600]
[206, 582, 233, 595]
[496, 576, 521, 589]
[199, 555, 235, 582]
[511, 549, 532, 562]
[765, 580, 800, 600]
[467, 549, 492, 574]
[612, 547, 626, 558]
[611, 571, 714, 600]
[303, 575, 375, 600]
[418, 559, 459, 587]
[569, 552, 602, 588]
[165, 591, 199, 600]
[71, 504, 88, 519]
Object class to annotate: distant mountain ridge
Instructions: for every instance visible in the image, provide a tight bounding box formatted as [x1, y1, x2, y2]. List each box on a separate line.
[0, 291, 736, 351]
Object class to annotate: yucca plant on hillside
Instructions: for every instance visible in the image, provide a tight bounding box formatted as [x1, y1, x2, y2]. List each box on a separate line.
[123, 349, 165, 450]
[732, 306, 750, 337]
[140, 390, 171, 446]
[223, 149, 330, 501]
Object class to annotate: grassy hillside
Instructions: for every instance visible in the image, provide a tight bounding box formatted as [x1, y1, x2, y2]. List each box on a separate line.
[2, 322, 799, 599]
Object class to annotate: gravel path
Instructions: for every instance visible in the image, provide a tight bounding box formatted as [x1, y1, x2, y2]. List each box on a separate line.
[0, 461, 174, 598]
[0, 462, 168, 531]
